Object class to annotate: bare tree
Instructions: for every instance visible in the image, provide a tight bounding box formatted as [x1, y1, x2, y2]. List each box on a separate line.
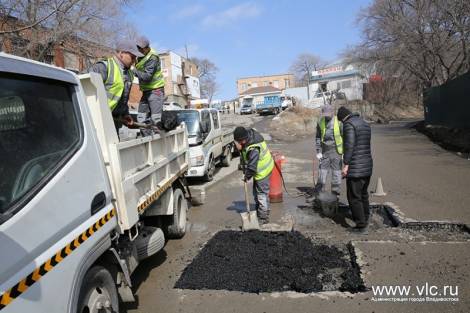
[190, 57, 219, 103]
[346, 0, 470, 90]
[290, 53, 324, 100]
[0, 0, 136, 63]
[290, 53, 323, 85]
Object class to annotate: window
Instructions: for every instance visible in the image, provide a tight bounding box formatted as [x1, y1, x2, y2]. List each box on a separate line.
[273, 80, 279, 88]
[0, 74, 81, 222]
[161, 59, 166, 69]
[263, 81, 268, 86]
[341, 80, 352, 89]
[201, 111, 212, 133]
[211, 110, 219, 129]
[64, 51, 79, 71]
[284, 79, 290, 88]
[252, 82, 258, 88]
[241, 83, 247, 91]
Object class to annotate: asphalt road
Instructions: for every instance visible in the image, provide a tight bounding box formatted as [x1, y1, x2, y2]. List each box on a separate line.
[123, 115, 470, 313]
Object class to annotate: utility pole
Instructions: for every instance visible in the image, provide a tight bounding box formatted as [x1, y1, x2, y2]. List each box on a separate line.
[185, 44, 189, 59]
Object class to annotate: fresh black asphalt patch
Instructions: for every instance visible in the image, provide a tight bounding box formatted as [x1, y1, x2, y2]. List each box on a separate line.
[175, 230, 365, 293]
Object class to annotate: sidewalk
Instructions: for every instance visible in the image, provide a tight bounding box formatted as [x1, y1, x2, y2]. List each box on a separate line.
[364, 122, 470, 224]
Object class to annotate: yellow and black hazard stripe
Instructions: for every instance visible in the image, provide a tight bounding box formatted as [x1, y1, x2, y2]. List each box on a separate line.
[0, 208, 116, 311]
[137, 166, 188, 213]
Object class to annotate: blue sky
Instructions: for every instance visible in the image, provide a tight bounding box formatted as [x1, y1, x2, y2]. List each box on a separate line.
[125, 0, 371, 100]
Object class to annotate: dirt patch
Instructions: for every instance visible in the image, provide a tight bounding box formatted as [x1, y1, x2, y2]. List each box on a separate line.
[415, 121, 470, 154]
[333, 100, 423, 123]
[269, 107, 319, 141]
[175, 230, 365, 293]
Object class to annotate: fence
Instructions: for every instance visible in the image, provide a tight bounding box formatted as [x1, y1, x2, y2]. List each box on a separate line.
[424, 71, 470, 128]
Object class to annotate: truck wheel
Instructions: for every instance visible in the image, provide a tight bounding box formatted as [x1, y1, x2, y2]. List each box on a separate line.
[221, 147, 232, 167]
[166, 188, 188, 239]
[77, 266, 119, 313]
[203, 157, 215, 182]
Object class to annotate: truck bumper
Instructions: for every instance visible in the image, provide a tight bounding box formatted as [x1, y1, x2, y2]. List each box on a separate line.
[186, 165, 206, 177]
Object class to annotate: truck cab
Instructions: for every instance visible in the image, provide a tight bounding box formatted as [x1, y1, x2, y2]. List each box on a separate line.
[240, 97, 254, 115]
[176, 108, 234, 181]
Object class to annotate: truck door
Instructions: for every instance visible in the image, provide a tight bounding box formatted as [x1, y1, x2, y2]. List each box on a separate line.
[210, 109, 223, 157]
[0, 69, 112, 312]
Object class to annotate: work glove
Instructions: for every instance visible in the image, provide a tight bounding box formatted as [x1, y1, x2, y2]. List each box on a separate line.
[316, 153, 323, 160]
[123, 115, 134, 127]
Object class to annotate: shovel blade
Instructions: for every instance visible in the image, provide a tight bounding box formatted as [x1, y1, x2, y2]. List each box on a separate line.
[240, 211, 260, 231]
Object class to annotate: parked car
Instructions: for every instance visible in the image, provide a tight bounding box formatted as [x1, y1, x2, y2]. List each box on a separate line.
[240, 103, 254, 115]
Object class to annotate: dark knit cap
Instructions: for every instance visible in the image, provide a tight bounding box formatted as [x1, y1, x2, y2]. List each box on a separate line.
[337, 106, 352, 121]
[234, 126, 249, 141]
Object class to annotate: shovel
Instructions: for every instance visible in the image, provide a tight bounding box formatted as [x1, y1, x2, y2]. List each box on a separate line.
[240, 180, 260, 231]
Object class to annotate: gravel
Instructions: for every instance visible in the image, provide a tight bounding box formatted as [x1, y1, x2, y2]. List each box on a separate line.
[175, 230, 365, 293]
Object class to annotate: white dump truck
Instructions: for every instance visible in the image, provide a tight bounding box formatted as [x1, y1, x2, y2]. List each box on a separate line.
[0, 53, 190, 312]
[176, 108, 234, 181]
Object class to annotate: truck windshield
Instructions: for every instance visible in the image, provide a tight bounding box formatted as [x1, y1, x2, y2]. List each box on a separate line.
[0, 74, 80, 221]
[176, 110, 200, 137]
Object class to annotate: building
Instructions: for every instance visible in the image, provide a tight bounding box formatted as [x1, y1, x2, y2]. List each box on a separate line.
[309, 63, 365, 101]
[0, 15, 111, 72]
[239, 86, 282, 109]
[222, 99, 240, 113]
[237, 73, 294, 95]
[2, 15, 201, 109]
[129, 51, 200, 108]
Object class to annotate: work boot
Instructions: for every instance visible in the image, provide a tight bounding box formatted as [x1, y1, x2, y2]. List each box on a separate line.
[349, 226, 369, 235]
[258, 216, 269, 225]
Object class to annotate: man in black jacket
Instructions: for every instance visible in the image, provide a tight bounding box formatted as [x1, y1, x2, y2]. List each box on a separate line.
[234, 127, 275, 224]
[337, 107, 373, 234]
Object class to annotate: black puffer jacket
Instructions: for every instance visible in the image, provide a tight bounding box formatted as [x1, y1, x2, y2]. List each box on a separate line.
[342, 113, 373, 178]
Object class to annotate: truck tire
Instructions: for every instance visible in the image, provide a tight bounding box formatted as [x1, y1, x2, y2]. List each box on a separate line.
[165, 188, 188, 239]
[77, 265, 119, 313]
[203, 157, 215, 182]
[221, 146, 232, 167]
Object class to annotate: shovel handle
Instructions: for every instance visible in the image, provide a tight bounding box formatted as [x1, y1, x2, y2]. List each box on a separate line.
[244, 181, 250, 213]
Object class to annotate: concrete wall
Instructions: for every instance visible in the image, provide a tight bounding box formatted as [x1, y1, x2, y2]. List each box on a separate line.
[283, 86, 308, 104]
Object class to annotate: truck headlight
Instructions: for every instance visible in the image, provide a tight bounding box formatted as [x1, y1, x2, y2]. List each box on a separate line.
[191, 155, 204, 166]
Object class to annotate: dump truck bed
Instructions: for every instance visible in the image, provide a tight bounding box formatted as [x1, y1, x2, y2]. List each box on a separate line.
[79, 73, 189, 232]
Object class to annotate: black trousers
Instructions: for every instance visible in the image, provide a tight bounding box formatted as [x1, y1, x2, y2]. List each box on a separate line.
[346, 176, 371, 228]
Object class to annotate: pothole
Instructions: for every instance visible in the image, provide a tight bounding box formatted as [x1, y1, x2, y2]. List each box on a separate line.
[175, 230, 366, 294]
[370, 204, 401, 227]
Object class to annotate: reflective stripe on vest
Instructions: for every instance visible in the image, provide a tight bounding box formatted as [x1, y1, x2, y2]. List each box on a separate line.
[135, 48, 165, 91]
[242, 141, 274, 180]
[104, 58, 124, 111]
[319, 116, 343, 155]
